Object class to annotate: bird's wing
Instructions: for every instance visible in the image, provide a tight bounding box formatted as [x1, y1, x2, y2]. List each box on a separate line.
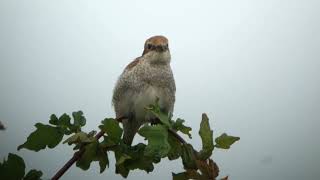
[125, 57, 141, 71]
[112, 57, 142, 116]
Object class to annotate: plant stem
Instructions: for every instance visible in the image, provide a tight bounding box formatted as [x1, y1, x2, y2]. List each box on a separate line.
[50, 116, 191, 180]
[51, 116, 126, 180]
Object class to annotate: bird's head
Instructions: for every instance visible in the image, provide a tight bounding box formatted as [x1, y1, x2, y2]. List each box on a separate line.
[142, 35, 171, 64]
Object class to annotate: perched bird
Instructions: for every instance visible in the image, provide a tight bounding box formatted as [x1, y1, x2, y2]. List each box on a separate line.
[112, 35, 176, 145]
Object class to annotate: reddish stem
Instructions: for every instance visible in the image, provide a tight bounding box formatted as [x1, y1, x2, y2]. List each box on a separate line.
[51, 117, 126, 180]
[50, 116, 188, 180]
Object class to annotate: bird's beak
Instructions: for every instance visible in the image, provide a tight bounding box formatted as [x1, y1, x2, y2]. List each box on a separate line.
[155, 45, 168, 52]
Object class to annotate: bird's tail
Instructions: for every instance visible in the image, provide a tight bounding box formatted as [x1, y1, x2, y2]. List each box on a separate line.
[122, 119, 140, 145]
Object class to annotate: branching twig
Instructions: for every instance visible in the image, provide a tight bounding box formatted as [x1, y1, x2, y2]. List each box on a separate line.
[51, 116, 126, 180]
[51, 116, 191, 180]
[168, 129, 187, 144]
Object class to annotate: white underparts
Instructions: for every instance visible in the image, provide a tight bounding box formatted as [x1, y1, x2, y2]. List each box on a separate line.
[133, 86, 167, 122]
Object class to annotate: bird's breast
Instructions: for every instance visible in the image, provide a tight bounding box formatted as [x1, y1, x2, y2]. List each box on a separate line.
[132, 85, 170, 122]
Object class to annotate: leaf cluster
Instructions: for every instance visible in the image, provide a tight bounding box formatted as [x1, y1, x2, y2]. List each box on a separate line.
[8, 100, 239, 179]
[0, 153, 42, 180]
[18, 111, 86, 151]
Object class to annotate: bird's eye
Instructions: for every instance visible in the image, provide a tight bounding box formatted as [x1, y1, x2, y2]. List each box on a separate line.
[147, 44, 152, 49]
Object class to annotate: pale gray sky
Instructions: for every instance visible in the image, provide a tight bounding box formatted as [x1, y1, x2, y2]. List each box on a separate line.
[1, 0, 320, 179]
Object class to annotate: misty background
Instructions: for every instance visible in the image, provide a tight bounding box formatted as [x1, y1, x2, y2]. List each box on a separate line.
[1, 0, 319, 179]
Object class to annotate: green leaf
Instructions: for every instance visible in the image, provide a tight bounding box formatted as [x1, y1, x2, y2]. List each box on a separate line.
[114, 151, 130, 178]
[50, 112, 86, 134]
[0, 153, 25, 180]
[100, 136, 117, 148]
[215, 133, 240, 149]
[145, 98, 172, 128]
[63, 132, 95, 145]
[63, 112, 79, 133]
[97, 147, 109, 173]
[56, 113, 73, 135]
[76, 141, 98, 170]
[181, 144, 197, 169]
[115, 143, 154, 178]
[49, 114, 59, 125]
[172, 172, 189, 180]
[49, 113, 72, 134]
[167, 133, 182, 160]
[18, 123, 64, 151]
[57, 113, 72, 127]
[198, 113, 214, 160]
[99, 118, 123, 144]
[76, 140, 109, 173]
[115, 153, 131, 166]
[72, 111, 86, 127]
[23, 169, 43, 180]
[138, 124, 170, 158]
[172, 118, 192, 138]
[172, 170, 202, 180]
[124, 143, 154, 171]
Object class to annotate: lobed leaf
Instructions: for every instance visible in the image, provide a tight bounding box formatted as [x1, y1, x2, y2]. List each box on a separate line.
[23, 169, 43, 180]
[97, 147, 109, 173]
[0, 153, 25, 180]
[115, 151, 130, 178]
[167, 133, 182, 160]
[48, 114, 59, 125]
[115, 143, 154, 178]
[99, 118, 123, 144]
[145, 98, 172, 128]
[198, 113, 214, 160]
[116, 153, 131, 166]
[18, 123, 64, 151]
[138, 124, 170, 159]
[76, 141, 99, 170]
[181, 144, 197, 169]
[100, 136, 117, 148]
[72, 111, 86, 127]
[49, 112, 86, 134]
[56, 114, 72, 127]
[215, 133, 240, 149]
[172, 118, 192, 138]
[76, 140, 109, 173]
[63, 132, 95, 145]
